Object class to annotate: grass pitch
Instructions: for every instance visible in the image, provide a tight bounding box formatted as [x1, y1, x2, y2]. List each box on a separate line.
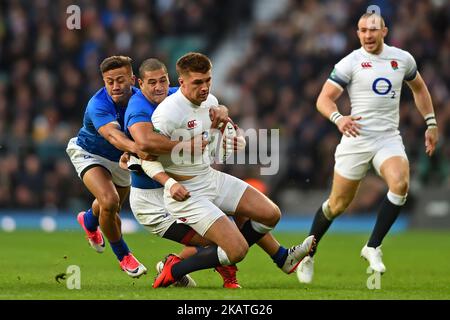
[1, 230, 449, 300]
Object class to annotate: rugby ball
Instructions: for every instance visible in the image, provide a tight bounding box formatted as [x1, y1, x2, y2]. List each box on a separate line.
[210, 117, 237, 163]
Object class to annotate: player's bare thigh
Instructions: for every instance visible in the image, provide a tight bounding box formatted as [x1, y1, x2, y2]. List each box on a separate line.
[234, 185, 281, 227]
[82, 166, 121, 212]
[379, 156, 409, 195]
[328, 171, 361, 218]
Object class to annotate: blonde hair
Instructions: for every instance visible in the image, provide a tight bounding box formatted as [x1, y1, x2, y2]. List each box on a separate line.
[359, 13, 385, 29]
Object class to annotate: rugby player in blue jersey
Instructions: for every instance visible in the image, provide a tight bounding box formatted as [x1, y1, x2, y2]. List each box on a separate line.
[66, 56, 150, 277]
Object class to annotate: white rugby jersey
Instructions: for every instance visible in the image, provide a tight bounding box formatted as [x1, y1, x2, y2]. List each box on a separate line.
[151, 89, 217, 176]
[328, 43, 417, 132]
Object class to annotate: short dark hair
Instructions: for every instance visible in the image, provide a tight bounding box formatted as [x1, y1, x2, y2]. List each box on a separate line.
[176, 52, 212, 76]
[100, 56, 133, 74]
[138, 58, 168, 79]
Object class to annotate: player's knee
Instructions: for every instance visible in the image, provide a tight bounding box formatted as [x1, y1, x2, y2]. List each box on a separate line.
[97, 193, 120, 215]
[391, 178, 409, 195]
[227, 242, 248, 264]
[328, 197, 350, 217]
[268, 204, 281, 226]
[259, 203, 281, 227]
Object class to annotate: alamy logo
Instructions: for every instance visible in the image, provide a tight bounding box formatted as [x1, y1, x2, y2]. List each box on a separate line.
[366, 267, 381, 290]
[61, 265, 81, 290]
[170, 128, 280, 175]
[66, 5, 81, 30]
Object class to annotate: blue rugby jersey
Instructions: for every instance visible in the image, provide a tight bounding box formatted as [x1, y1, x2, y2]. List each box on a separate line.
[124, 87, 179, 189]
[76, 86, 139, 162]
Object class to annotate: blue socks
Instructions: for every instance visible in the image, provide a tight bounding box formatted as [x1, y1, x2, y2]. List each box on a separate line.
[83, 208, 99, 232]
[83, 208, 130, 261]
[110, 236, 130, 261]
[271, 246, 288, 268]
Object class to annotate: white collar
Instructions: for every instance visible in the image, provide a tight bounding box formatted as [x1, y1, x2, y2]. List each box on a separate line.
[177, 89, 201, 109]
[360, 43, 389, 59]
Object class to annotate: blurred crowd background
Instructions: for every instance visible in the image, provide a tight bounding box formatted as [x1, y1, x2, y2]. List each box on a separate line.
[0, 0, 448, 215]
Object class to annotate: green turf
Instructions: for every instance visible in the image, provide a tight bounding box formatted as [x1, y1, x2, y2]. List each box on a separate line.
[1, 230, 449, 300]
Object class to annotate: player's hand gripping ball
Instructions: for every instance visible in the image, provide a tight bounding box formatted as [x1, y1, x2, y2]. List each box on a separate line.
[210, 117, 238, 163]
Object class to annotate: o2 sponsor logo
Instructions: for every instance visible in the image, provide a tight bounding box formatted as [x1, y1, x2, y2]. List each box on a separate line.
[372, 77, 396, 99]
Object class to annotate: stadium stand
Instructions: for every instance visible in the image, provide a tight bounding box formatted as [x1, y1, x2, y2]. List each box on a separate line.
[0, 0, 448, 216]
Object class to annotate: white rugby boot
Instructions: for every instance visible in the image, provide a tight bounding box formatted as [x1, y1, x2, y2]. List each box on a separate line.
[360, 244, 386, 273]
[296, 255, 314, 284]
[156, 260, 197, 287]
[281, 235, 316, 274]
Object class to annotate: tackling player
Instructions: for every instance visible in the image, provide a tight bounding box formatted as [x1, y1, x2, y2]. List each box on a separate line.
[297, 12, 439, 283]
[66, 56, 150, 278]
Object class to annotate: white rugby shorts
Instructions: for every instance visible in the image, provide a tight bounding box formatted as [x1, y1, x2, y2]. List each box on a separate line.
[66, 137, 131, 187]
[334, 130, 408, 180]
[129, 187, 178, 237]
[163, 168, 249, 236]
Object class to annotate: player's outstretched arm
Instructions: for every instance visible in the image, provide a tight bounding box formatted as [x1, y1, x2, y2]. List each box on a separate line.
[98, 121, 147, 157]
[406, 72, 439, 156]
[129, 122, 208, 156]
[129, 122, 179, 155]
[317, 81, 362, 137]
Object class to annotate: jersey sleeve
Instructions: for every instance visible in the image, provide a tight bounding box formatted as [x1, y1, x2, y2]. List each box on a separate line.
[88, 100, 118, 131]
[151, 105, 178, 137]
[403, 51, 418, 81]
[126, 98, 154, 129]
[208, 94, 219, 106]
[127, 110, 152, 127]
[328, 54, 353, 89]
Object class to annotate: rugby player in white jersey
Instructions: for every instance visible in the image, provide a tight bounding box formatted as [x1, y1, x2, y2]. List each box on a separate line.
[297, 12, 439, 284]
[138, 52, 314, 288]
[123, 58, 316, 288]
